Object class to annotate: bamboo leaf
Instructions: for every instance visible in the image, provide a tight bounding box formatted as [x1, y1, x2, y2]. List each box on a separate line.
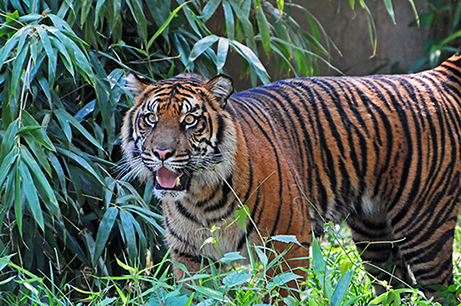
[81, 0, 92, 26]
[36, 26, 57, 81]
[50, 153, 67, 199]
[187, 285, 230, 302]
[93, 206, 119, 265]
[21, 110, 55, 151]
[147, 1, 190, 50]
[54, 109, 104, 151]
[54, 109, 72, 144]
[256, 6, 271, 55]
[331, 269, 354, 306]
[50, 33, 74, 77]
[11, 37, 31, 95]
[216, 37, 229, 72]
[126, 0, 147, 45]
[230, 40, 269, 84]
[0, 27, 24, 72]
[0, 119, 19, 161]
[0, 147, 18, 190]
[266, 272, 302, 290]
[229, 1, 255, 48]
[20, 147, 59, 210]
[188, 35, 219, 63]
[18, 160, 44, 232]
[22, 133, 52, 177]
[201, 0, 221, 22]
[56, 146, 105, 186]
[383, 0, 395, 24]
[119, 210, 138, 262]
[222, 1, 234, 40]
[14, 168, 22, 236]
[94, 0, 107, 27]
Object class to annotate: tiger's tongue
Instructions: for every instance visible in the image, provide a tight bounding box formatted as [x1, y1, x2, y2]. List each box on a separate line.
[156, 167, 182, 189]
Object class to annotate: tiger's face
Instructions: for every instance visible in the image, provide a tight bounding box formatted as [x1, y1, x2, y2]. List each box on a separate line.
[121, 73, 236, 200]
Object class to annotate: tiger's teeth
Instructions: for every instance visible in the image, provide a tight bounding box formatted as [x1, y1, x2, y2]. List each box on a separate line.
[175, 177, 181, 187]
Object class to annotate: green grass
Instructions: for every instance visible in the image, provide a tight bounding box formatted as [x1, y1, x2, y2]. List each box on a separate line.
[1, 221, 460, 306]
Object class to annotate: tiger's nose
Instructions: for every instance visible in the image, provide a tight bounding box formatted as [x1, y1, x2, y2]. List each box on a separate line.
[153, 148, 174, 161]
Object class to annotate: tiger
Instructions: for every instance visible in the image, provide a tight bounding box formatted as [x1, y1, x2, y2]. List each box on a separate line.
[121, 51, 461, 300]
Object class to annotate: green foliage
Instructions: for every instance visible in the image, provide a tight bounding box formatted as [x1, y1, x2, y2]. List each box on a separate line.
[2, 225, 459, 305]
[410, 0, 461, 71]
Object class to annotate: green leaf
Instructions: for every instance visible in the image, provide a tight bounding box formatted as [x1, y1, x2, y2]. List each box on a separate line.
[147, 1, 190, 50]
[119, 209, 138, 262]
[20, 147, 60, 217]
[383, 0, 395, 24]
[36, 26, 58, 80]
[277, 0, 284, 15]
[256, 5, 271, 55]
[331, 269, 353, 306]
[0, 255, 15, 272]
[50, 154, 67, 198]
[312, 236, 333, 299]
[216, 37, 229, 72]
[126, 0, 148, 45]
[219, 252, 246, 264]
[0, 27, 23, 73]
[234, 204, 249, 229]
[81, 0, 92, 26]
[271, 235, 301, 246]
[187, 285, 230, 302]
[56, 146, 105, 186]
[255, 246, 268, 267]
[54, 109, 72, 143]
[22, 133, 52, 177]
[201, 0, 221, 22]
[93, 206, 119, 265]
[0, 119, 19, 161]
[54, 109, 104, 151]
[94, 0, 107, 27]
[14, 168, 22, 236]
[50, 33, 75, 77]
[222, 1, 234, 40]
[188, 35, 219, 63]
[21, 110, 55, 151]
[67, 39, 94, 84]
[229, 1, 255, 48]
[407, 0, 420, 26]
[230, 40, 270, 84]
[222, 269, 251, 287]
[18, 159, 44, 231]
[0, 147, 18, 190]
[266, 272, 302, 290]
[115, 257, 137, 274]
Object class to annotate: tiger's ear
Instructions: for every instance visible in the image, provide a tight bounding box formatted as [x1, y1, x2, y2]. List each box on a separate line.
[124, 72, 151, 99]
[204, 74, 234, 108]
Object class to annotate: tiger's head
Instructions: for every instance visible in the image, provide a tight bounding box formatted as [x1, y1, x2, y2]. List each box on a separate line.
[120, 73, 237, 200]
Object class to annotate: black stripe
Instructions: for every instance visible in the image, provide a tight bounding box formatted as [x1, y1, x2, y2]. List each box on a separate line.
[174, 200, 202, 225]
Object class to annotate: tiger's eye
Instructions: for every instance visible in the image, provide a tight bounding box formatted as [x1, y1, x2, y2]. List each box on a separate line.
[145, 113, 156, 125]
[184, 114, 196, 126]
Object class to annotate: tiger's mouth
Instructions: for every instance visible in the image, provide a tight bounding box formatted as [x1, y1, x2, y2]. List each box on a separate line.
[154, 167, 190, 191]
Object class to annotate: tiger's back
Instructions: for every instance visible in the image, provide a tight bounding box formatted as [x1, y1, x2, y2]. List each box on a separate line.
[121, 51, 461, 299]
